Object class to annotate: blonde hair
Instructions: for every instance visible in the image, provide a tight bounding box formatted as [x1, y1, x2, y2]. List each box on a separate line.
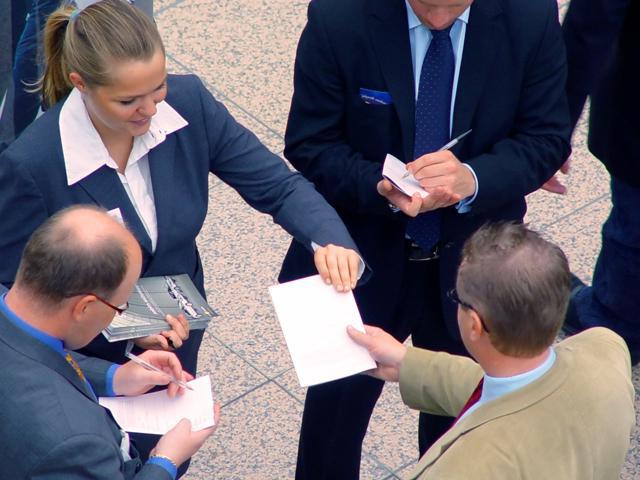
[42, 0, 164, 106]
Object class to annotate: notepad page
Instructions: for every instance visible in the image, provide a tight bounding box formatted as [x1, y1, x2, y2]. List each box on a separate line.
[382, 153, 429, 198]
[99, 375, 215, 435]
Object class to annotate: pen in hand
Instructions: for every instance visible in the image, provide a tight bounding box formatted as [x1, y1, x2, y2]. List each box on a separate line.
[125, 351, 194, 391]
[401, 129, 473, 179]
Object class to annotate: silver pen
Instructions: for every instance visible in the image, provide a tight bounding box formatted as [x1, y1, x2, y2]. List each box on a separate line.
[125, 351, 194, 391]
[401, 128, 473, 179]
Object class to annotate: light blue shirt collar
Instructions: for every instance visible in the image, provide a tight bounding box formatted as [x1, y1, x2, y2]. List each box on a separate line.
[459, 347, 557, 421]
[0, 293, 65, 356]
[405, 1, 470, 31]
[480, 347, 557, 404]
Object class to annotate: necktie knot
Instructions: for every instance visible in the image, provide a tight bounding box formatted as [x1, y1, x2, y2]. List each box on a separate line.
[429, 25, 453, 41]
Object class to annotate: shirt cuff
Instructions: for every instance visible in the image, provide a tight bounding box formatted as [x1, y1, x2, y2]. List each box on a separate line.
[147, 457, 178, 479]
[311, 241, 365, 280]
[456, 163, 478, 214]
[105, 364, 120, 397]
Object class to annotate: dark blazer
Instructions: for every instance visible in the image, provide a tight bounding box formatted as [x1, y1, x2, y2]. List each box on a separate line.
[0, 309, 169, 479]
[280, 0, 571, 337]
[563, 0, 639, 186]
[0, 74, 359, 369]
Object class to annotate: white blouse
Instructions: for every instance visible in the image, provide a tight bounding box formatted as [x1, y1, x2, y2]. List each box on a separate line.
[59, 88, 188, 252]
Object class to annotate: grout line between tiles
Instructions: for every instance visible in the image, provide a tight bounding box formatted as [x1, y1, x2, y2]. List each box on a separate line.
[221, 377, 272, 408]
[393, 458, 419, 476]
[272, 380, 305, 406]
[209, 332, 291, 384]
[271, 368, 306, 405]
[164, 52, 285, 141]
[383, 474, 402, 480]
[155, 0, 188, 16]
[536, 192, 610, 231]
[361, 451, 396, 480]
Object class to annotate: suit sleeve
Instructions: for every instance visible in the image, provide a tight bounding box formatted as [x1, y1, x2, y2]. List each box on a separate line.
[466, 0, 572, 213]
[563, 0, 630, 130]
[283, 2, 392, 216]
[399, 347, 484, 417]
[193, 76, 363, 255]
[0, 148, 49, 288]
[29, 434, 172, 480]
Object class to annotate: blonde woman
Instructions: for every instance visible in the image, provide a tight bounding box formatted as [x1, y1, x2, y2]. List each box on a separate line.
[0, 0, 365, 474]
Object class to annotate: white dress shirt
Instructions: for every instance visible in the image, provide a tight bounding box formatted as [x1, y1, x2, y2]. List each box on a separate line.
[59, 88, 188, 252]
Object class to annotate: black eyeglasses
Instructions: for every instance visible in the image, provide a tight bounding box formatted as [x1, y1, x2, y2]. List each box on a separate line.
[87, 293, 129, 315]
[447, 289, 490, 333]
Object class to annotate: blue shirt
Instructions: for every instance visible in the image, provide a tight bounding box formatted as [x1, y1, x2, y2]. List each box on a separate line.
[460, 347, 557, 422]
[405, 2, 478, 211]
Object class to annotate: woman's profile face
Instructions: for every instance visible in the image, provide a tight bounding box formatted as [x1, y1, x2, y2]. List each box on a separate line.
[80, 50, 168, 139]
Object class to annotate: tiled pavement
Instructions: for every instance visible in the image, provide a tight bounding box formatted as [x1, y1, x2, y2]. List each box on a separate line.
[153, 1, 640, 478]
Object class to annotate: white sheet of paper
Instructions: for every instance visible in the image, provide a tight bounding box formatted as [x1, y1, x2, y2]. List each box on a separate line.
[99, 375, 215, 435]
[382, 153, 429, 198]
[269, 275, 376, 387]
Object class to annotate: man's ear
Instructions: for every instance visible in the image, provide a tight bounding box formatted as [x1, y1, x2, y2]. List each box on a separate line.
[68, 72, 87, 92]
[467, 310, 485, 341]
[70, 294, 95, 324]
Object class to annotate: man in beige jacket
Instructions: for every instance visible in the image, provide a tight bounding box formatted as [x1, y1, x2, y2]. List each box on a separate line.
[349, 222, 635, 479]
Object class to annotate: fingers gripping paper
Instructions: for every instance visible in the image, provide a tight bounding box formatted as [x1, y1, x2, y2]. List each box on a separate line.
[269, 275, 376, 387]
[382, 153, 429, 198]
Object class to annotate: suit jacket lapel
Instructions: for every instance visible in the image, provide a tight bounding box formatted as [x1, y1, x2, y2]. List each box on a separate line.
[451, 0, 502, 152]
[76, 166, 154, 255]
[0, 311, 97, 402]
[409, 352, 571, 478]
[367, 0, 416, 161]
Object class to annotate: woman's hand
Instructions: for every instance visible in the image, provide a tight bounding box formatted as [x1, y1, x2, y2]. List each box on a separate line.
[314, 244, 361, 292]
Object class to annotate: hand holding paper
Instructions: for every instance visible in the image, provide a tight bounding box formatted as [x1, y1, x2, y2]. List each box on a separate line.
[346, 325, 407, 382]
[152, 404, 220, 469]
[382, 153, 429, 199]
[269, 275, 375, 387]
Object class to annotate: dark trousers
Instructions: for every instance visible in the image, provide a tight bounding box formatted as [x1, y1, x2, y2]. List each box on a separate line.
[295, 257, 467, 479]
[573, 177, 640, 363]
[11, 0, 58, 137]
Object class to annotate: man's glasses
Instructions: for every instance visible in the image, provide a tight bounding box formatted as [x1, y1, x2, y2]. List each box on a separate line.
[447, 289, 491, 333]
[87, 293, 129, 315]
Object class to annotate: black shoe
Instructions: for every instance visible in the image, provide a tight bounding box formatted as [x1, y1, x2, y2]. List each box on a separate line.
[562, 273, 587, 336]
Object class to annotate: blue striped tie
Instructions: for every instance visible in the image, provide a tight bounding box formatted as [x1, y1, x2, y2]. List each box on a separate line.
[406, 26, 454, 250]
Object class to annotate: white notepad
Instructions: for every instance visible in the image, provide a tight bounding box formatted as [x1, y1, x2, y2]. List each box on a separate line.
[269, 275, 376, 387]
[99, 375, 215, 435]
[382, 153, 429, 198]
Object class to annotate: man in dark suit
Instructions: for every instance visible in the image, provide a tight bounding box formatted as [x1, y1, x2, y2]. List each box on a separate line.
[559, 0, 640, 364]
[0, 205, 217, 479]
[279, 0, 571, 477]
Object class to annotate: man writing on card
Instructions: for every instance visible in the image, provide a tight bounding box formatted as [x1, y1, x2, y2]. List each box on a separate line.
[278, 0, 571, 477]
[0, 205, 218, 480]
[348, 223, 635, 479]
